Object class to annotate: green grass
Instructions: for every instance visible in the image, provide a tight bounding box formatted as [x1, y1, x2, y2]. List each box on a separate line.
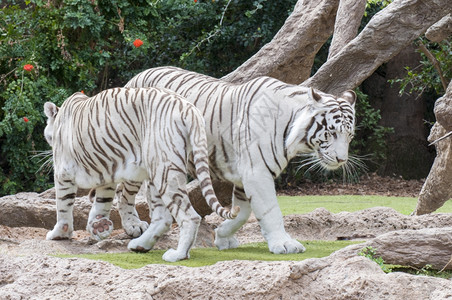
[57, 240, 360, 269]
[277, 195, 452, 215]
[57, 195, 452, 269]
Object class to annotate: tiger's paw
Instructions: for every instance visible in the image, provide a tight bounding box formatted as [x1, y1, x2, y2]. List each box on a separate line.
[46, 223, 73, 240]
[162, 248, 189, 262]
[214, 233, 240, 250]
[123, 219, 149, 238]
[87, 215, 113, 241]
[128, 236, 153, 253]
[269, 238, 306, 254]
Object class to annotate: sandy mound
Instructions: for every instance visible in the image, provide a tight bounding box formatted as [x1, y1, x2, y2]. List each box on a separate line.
[1, 202, 452, 298]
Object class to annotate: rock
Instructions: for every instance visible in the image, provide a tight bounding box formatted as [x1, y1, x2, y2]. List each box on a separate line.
[1, 243, 451, 299]
[4, 189, 452, 244]
[1, 199, 452, 298]
[282, 207, 452, 241]
[368, 227, 452, 270]
[288, 245, 452, 299]
[0, 191, 152, 231]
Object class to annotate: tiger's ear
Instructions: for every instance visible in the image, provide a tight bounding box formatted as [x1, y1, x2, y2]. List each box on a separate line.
[44, 102, 59, 119]
[340, 90, 356, 106]
[308, 87, 322, 103]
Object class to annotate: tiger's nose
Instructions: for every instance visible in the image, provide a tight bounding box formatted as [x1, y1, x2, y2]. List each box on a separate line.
[336, 158, 347, 163]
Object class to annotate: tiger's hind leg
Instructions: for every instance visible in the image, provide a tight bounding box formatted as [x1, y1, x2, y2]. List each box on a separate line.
[128, 182, 172, 253]
[214, 186, 252, 250]
[129, 172, 201, 262]
[46, 177, 77, 240]
[160, 172, 201, 262]
[116, 181, 149, 237]
[86, 185, 115, 241]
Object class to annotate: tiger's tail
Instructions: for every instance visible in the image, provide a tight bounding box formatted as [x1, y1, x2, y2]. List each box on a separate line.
[188, 109, 239, 220]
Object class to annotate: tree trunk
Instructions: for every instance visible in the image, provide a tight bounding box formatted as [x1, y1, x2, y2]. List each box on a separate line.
[189, 0, 451, 216]
[414, 81, 452, 215]
[434, 81, 452, 131]
[425, 14, 452, 43]
[222, 0, 339, 85]
[327, 0, 367, 59]
[302, 0, 452, 94]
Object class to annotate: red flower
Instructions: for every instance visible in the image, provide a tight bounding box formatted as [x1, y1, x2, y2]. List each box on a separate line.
[23, 117, 29, 123]
[23, 64, 34, 72]
[194, 0, 198, 2]
[133, 39, 143, 48]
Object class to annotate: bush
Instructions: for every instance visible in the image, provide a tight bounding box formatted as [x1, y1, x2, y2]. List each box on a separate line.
[390, 37, 452, 97]
[0, 0, 296, 195]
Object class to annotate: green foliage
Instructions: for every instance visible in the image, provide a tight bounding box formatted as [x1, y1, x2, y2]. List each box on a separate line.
[173, 0, 298, 76]
[58, 240, 360, 268]
[390, 38, 452, 96]
[359, 246, 392, 273]
[0, 0, 296, 195]
[352, 89, 394, 169]
[365, 0, 391, 12]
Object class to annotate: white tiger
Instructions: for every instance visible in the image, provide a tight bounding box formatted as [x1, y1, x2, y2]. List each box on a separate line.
[43, 87, 238, 262]
[124, 66, 356, 254]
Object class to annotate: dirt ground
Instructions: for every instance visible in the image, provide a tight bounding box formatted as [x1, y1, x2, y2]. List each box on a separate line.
[0, 173, 427, 256]
[279, 172, 424, 197]
[3, 174, 451, 299]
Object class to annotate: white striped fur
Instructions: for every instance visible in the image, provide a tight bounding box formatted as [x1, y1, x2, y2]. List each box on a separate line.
[125, 66, 356, 254]
[44, 87, 237, 262]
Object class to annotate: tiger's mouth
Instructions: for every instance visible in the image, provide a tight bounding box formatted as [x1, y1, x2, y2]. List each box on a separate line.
[318, 152, 347, 170]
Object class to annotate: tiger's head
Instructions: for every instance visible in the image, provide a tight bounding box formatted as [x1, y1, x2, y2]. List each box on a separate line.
[43, 92, 87, 147]
[286, 87, 356, 171]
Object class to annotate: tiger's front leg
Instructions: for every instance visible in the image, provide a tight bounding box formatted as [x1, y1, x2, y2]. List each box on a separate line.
[46, 177, 77, 240]
[116, 181, 149, 237]
[243, 170, 306, 254]
[86, 185, 116, 241]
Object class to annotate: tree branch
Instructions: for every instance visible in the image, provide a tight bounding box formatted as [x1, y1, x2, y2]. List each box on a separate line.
[417, 41, 448, 92]
[222, 0, 339, 84]
[302, 0, 452, 95]
[425, 13, 452, 43]
[327, 0, 367, 60]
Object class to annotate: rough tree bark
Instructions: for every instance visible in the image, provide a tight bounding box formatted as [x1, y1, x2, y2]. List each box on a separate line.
[221, 0, 339, 85]
[302, 0, 452, 94]
[413, 81, 452, 215]
[425, 14, 452, 43]
[189, 0, 452, 216]
[327, 0, 367, 59]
